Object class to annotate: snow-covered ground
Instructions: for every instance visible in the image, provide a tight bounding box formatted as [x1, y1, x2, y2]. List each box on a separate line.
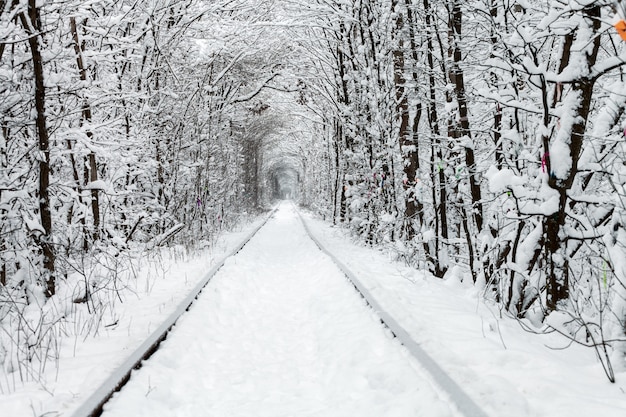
[301, 208, 626, 417]
[2, 203, 626, 416]
[101, 203, 459, 417]
[0, 216, 268, 417]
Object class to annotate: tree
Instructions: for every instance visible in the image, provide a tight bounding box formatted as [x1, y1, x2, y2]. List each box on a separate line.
[19, 0, 56, 297]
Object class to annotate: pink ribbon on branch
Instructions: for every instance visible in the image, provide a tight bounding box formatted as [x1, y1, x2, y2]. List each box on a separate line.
[541, 152, 550, 173]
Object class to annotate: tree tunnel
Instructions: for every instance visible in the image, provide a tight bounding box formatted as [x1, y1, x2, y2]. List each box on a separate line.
[256, 128, 308, 205]
[268, 165, 300, 200]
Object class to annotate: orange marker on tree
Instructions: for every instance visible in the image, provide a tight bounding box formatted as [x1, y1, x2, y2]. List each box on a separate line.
[616, 0, 626, 40]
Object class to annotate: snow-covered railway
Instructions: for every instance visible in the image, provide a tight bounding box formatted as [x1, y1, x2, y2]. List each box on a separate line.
[70, 203, 488, 417]
[67, 210, 276, 417]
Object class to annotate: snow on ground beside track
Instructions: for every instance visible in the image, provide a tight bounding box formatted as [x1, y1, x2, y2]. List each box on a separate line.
[5, 202, 626, 417]
[101, 204, 461, 417]
[0, 216, 268, 417]
[300, 209, 626, 417]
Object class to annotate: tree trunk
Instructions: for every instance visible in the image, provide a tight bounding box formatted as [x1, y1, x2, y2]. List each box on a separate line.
[489, 1, 503, 170]
[70, 16, 100, 244]
[391, 4, 416, 236]
[424, 0, 448, 277]
[448, 1, 483, 233]
[20, 0, 55, 297]
[544, 6, 601, 311]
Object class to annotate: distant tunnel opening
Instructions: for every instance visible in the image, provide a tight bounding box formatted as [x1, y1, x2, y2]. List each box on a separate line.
[269, 166, 299, 200]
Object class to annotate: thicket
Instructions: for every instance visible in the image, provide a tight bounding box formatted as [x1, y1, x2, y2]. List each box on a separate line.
[1, 0, 625, 386]
[302, 0, 626, 382]
[0, 0, 302, 387]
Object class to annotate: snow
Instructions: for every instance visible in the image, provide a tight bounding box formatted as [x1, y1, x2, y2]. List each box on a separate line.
[422, 229, 436, 242]
[3, 204, 626, 416]
[380, 211, 395, 223]
[300, 208, 626, 417]
[101, 204, 460, 417]
[485, 166, 526, 193]
[83, 180, 108, 190]
[0, 215, 268, 417]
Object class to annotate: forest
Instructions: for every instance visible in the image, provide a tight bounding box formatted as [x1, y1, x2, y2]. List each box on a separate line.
[1, 0, 626, 389]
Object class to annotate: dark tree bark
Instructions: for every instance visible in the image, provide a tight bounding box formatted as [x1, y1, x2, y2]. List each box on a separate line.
[424, 0, 448, 278]
[489, 0, 503, 170]
[543, 6, 601, 311]
[20, 0, 55, 297]
[391, 3, 416, 235]
[448, 1, 483, 233]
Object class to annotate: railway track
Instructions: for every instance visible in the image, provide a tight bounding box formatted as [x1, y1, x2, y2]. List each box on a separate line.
[68, 209, 277, 417]
[69, 204, 489, 417]
[296, 207, 489, 417]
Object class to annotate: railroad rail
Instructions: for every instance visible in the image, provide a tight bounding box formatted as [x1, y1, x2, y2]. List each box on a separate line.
[295, 207, 490, 417]
[70, 205, 489, 417]
[68, 209, 276, 417]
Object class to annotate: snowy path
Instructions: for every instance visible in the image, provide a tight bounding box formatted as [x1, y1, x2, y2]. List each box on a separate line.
[101, 204, 459, 417]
